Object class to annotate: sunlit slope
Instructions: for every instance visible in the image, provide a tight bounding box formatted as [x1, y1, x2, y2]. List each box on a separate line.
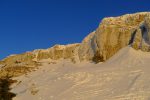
[12, 47, 150, 100]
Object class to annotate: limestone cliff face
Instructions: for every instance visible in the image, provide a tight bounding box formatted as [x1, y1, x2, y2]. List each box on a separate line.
[2, 43, 80, 65]
[89, 12, 150, 62]
[77, 12, 150, 62]
[34, 44, 80, 62]
[78, 31, 97, 61]
[131, 15, 150, 51]
[1, 12, 150, 67]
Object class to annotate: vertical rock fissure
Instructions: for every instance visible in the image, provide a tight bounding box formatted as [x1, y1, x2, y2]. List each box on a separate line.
[129, 29, 137, 45]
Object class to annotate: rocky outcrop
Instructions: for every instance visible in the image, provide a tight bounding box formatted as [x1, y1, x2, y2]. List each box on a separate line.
[1, 43, 80, 68]
[34, 43, 80, 62]
[94, 12, 150, 62]
[78, 12, 150, 62]
[131, 16, 150, 51]
[78, 31, 97, 61]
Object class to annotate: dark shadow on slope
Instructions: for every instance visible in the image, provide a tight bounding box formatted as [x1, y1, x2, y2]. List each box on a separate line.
[92, 51, 105, 63]
[0, 75, 16, 100]
[128, 29, 137, 45]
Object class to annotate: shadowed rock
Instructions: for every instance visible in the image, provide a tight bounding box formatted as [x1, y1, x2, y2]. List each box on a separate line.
[0, 76, 16, 100]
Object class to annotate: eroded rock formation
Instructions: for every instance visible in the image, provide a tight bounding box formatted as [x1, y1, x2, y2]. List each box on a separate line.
[92, 12, 150, 62]
[1, 12, 150, 67]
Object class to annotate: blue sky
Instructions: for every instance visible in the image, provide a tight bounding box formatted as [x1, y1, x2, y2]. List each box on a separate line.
[0, 0, 150, 59]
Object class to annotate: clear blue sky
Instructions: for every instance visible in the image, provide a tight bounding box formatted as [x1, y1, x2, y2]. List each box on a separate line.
[0, 0, 150, 59]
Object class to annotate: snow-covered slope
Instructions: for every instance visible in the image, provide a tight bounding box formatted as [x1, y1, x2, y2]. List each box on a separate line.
[11, 47, 150, 100]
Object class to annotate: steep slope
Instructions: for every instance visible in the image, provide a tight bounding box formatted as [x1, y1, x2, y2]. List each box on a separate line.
[89, 12, 150, 62]
[11, 47, 150, 100]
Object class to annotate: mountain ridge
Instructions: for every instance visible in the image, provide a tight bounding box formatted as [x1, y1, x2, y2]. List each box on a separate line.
[1, 12, 150, 76]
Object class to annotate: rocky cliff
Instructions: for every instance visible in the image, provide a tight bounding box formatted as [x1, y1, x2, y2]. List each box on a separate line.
[1, 12, 150, 70]
[90, 12, 150, 62]
[77, 12, 150, 62]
